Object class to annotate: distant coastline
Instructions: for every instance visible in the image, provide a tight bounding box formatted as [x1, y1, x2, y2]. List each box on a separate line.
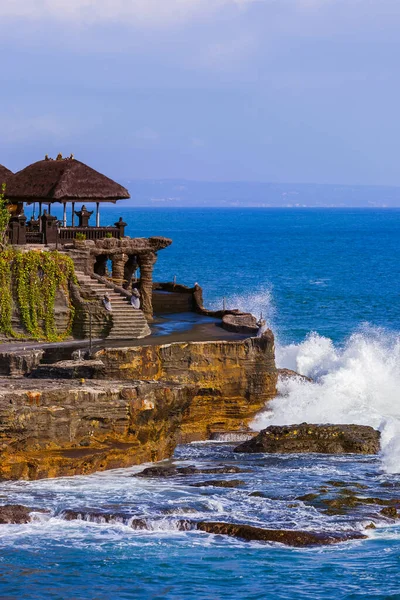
[120, 179, 400, 208]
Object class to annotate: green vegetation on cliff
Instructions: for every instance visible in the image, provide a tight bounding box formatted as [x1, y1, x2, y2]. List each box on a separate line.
[0, 248, 77, 341]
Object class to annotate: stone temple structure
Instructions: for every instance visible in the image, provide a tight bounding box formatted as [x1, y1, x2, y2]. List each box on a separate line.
[3, 155, 173, 334]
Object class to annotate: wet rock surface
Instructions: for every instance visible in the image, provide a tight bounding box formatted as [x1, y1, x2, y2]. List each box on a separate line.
[0, 504, 38, 524]
[48, 510, 366, 547]
[192, 521, 366, 547]
[190, 479, 245, 488]
[134, 464, 245, 477]
[235, 423, 381, 455]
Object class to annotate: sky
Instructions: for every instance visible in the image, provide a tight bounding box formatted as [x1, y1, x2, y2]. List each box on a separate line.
[1, 0, 400, 186]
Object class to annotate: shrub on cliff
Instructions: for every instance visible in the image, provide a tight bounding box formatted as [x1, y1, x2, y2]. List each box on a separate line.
[0, 248, 77, 341]
[0, 184, 10, 249]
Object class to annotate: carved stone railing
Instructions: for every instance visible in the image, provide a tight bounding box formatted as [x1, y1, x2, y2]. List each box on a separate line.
[58, 226, 121, 243]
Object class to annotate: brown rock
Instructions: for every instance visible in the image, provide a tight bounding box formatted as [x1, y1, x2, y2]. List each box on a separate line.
[235, 424, 380, 455]
[190, 479, 245, 488]
[278, 368, 313, 383]
[58, 511, 366, 547]
[134, 466, 179, 478]
[193, 521, 366, 547]
[0, 504, 35, 524]
[95, 335, 277, 443]
[380, 506, 398, 519]
[221, 314, 259, 335]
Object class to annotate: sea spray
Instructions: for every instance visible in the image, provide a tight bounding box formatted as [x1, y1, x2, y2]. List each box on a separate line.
[253, 327, 400, 473]
[211, 285, 276, 327]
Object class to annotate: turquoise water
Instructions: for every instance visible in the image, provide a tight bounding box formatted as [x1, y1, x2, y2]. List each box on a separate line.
[2, 207, 400, 599]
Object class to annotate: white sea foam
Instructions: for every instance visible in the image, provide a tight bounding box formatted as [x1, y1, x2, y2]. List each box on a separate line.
[253, 327, 400, 474]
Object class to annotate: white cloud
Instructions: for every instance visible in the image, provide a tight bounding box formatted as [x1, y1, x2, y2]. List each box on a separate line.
[0, 0, 259, 26]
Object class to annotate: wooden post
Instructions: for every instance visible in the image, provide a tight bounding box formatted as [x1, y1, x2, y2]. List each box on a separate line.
[96, 202, 100, 227]
[63, 202, 67, 227]
[71, 202, 75, 227]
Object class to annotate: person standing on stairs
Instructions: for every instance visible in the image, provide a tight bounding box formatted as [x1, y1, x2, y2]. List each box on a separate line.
[130, 288, 141, 309]
[103, 294, 112, 312]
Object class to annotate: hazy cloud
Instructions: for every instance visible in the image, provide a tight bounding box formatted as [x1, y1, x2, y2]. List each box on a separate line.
[0, 0, 260, 26]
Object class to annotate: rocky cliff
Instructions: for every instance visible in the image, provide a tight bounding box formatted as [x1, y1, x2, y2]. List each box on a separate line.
[94, 331, 277, 442]
[0, 379, 195, 480]
[0, 332, 277, 479]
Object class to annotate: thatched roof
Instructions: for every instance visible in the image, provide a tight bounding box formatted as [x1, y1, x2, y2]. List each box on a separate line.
[0, 165, 13, 187]
[6, 155, 130, 203]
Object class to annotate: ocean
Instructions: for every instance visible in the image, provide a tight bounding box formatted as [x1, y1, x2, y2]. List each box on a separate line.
[1, 207, 400, 599]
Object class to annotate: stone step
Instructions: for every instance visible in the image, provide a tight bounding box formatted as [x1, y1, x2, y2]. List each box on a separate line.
[75, 271, 149, 341]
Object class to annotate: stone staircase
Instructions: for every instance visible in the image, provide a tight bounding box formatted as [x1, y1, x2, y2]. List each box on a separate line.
[76, 272, 151, 340]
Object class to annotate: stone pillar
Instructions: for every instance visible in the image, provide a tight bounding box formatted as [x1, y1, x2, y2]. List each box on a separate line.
[123, 254, 138, 289]
[41, 212, 58, 245]
[115, 217, 127, 238]
[138, 252, 157, 321]
[94, 254, 108, 277]
[8, 214, 27, 245]
[112, 253, 127, 285]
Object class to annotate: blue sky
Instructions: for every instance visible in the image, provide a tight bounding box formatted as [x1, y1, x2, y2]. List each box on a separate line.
[2, 0, 400, 185]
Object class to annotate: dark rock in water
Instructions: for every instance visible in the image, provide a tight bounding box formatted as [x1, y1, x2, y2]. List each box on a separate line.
[221, 314, 259, 335]
[234, 424, 380, 455]
[296, 493, 320, 502]
[327, 480, 367, 490]
[278, 369, 313, 383]
[380, 506, 398, 519]
[192, 521, 366, 547]
[135, 464, 246, 477]
[55, 510, 367, 547]
[249, 491, 268, 498]
[0, 504, 36, 524]
[190, 479, 245, 488]
[134, 466, 179, 478]
[61, 509, 148, 528]
[380, 482, 400, 489]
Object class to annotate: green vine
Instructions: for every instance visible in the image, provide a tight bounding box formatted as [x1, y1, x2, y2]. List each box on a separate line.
[0, 249, 77, 341]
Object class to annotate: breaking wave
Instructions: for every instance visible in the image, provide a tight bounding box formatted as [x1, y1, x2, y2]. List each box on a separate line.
[253, 326, 400, 474]
[211, 285, 275, 326]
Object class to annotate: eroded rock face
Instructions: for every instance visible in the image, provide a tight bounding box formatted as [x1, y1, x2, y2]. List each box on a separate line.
[0, 334, 277, 480]
[0, 379, 195, 480]
[235, 424, 381, 455]
[95, 334, 277, 442]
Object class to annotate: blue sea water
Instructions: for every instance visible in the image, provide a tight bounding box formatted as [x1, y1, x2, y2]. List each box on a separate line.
[2, 207, 400, 599]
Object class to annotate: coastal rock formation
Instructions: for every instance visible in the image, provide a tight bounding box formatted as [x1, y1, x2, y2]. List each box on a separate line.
[0, 379, 195, 480]
[235, 424, 381, 455]
[95, 332, 277, 442]
[0, 333, 277, 479]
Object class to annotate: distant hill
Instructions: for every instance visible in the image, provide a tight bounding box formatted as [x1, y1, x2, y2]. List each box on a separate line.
[121, 179, 400, 208]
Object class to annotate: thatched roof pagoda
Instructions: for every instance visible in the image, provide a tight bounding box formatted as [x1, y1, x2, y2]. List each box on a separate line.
[0, 164, 13, 187]
[7, 154, 130, 204]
